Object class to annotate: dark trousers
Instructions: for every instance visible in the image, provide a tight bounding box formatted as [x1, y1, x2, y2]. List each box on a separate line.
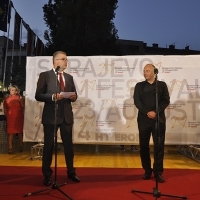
[138, 121, 166, 175]
[42, 120, 75, 177]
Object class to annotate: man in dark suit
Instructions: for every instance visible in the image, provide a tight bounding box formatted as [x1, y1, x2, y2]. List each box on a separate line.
[35, 51, 80, 186]
[134, 64, 170, 183]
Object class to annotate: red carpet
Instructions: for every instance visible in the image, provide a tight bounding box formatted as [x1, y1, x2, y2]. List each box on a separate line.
[0, 166, 200, 200]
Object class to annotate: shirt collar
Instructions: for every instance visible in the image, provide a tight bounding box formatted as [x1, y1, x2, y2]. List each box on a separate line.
[53, 68, 63, 74]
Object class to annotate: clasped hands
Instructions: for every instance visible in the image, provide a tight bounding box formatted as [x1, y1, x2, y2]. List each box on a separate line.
[53, 93, 77, 101]
[147, 111, 156, 119]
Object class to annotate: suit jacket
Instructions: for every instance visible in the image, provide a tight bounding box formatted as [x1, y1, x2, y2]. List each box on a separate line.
[35, 69, 77, 125]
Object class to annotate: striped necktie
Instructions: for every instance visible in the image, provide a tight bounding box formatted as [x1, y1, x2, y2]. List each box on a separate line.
[58, 73, 65, 91]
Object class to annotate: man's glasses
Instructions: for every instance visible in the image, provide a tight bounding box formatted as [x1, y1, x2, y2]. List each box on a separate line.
[55, 58, 68, 61]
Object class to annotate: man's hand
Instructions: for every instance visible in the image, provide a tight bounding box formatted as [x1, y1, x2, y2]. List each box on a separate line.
[69, 93, 77, 101]
[147, 111, 156, 119]
[53, 93, 64, 101]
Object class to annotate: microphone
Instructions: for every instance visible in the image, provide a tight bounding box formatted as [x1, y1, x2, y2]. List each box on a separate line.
[154, 68, 158, 74]
[55, 66, 60, 72]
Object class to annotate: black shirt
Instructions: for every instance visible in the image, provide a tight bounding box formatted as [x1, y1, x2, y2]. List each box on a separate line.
[134, 80, 170, 124]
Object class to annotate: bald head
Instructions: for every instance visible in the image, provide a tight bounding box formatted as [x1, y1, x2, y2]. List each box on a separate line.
[143, 64, 155, 83]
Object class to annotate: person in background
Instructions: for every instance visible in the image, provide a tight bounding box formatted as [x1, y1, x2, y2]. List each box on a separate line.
[35, 50, 80, 186]
[134, 64, 170, 183]
[3, 85, 25, 154]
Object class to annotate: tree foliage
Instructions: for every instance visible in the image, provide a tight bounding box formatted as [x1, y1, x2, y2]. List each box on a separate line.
[11, 61, 26, 95]
[43, 0, 120, 56]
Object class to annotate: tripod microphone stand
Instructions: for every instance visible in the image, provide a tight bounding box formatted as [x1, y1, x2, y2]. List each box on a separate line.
[132, 70, 187, 199]
[24, 66, 73, 199]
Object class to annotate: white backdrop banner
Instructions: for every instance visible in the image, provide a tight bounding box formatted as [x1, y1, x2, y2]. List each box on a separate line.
[23, 55, 200, 145]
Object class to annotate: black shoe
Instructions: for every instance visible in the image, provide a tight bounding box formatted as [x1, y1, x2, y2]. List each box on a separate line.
[155, 174, 164, 183]
[68, 173, 80, 182]
[143, 171, 152, 180]
[43, 176, 51, 186]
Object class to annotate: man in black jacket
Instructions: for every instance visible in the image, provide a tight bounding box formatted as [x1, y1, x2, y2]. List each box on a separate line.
[134, 64, 170, 183]
[35, 51, 80, 186]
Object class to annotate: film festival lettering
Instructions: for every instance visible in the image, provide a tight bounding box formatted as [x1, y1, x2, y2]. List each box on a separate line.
[23, 55, 200, 145]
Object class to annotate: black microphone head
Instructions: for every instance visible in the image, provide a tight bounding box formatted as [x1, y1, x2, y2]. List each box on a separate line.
[55, 66, 60, 72]
[154, 68, 158, 74]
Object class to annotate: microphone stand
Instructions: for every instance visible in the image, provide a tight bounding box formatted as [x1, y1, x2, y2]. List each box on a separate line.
[131, 72, 187, 199]
[24, 67, 73, 200]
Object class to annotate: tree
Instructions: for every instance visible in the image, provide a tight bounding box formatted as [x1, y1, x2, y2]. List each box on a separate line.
[43, 0, 120, 56]
[11, 60, 26, 95]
